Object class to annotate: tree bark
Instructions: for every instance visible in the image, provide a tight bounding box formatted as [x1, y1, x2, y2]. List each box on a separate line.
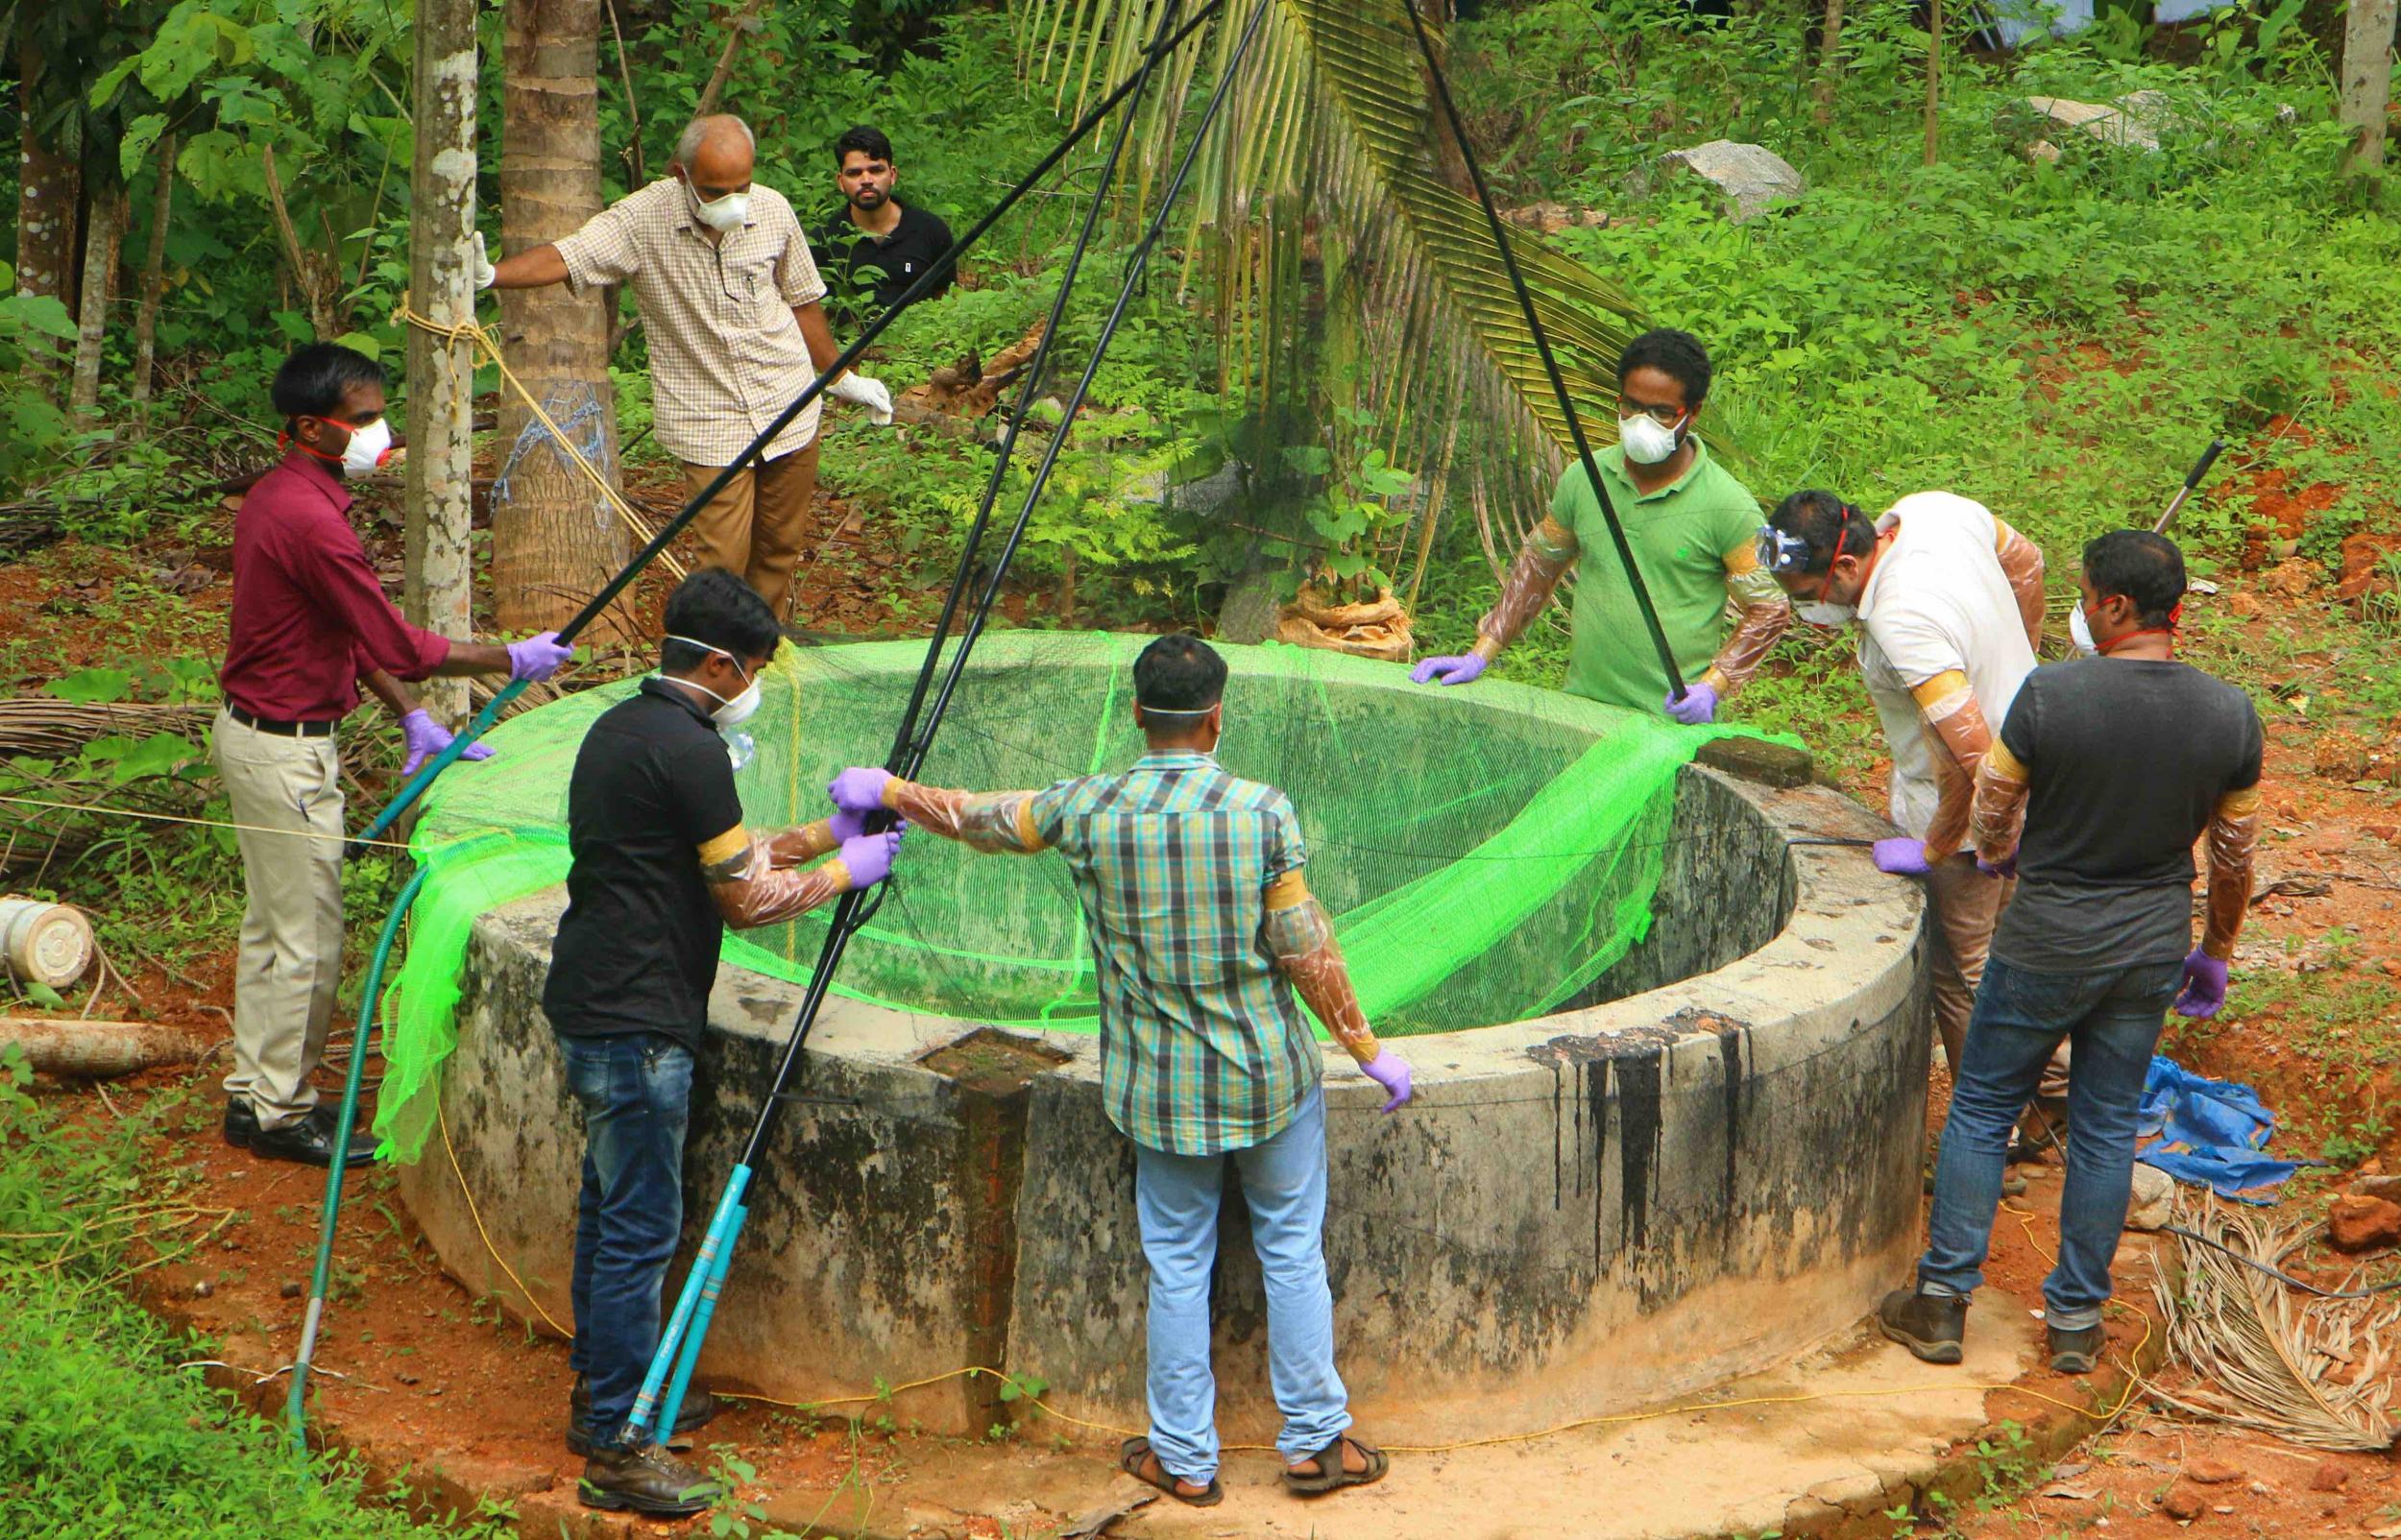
[1923, 0, 1943, 167]
[0, 1018, 204, 1078]
[406, 0, 482, 726]
[693, 0, 769, 123]
[15, 36, 81, 398]
[2339, 0, 2396, 182]
[132, 140, 176, 407]
[69, 184, 126, 421]
[1812, 0, 1846, 126]
[497, 0, 628, 634]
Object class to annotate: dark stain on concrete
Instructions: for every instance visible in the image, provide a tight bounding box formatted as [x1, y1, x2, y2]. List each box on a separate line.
[1614, 1049, 1662, 1253]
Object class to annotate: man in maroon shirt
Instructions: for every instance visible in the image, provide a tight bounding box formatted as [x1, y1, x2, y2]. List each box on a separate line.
[214, 342, 574, 1167]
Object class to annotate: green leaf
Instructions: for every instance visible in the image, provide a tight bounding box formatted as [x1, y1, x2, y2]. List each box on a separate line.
[0, 295, 81, 343]
[47, 669, 133, 705]
[332, 331, 380, 361]
[119, 114, 171, 183]
[21, 982, 64, 1011]
[88, 58, 140, 111]
[272, 311, 315, 345]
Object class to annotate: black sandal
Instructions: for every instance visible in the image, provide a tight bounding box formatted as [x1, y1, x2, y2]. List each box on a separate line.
[1284, 1432, 1389, 1496]
[1118, 1436, 1223, 1506]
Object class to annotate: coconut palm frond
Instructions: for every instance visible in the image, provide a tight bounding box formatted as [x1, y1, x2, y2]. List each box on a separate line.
[1021, 0, 1648, 560]
[2151, 1198, 2401, 1453]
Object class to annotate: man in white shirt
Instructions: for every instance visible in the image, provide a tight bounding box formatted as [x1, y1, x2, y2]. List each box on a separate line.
[1759, 490, 2050, 1085]
[484, 114, 893, 621]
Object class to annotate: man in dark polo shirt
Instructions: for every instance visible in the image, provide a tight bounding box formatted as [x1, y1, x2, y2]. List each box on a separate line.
[1879, 530, 2263, 1377]
[542, 567, 903, 1517]
[812, 125, 955, 320]
[215, 342, 572, 1167]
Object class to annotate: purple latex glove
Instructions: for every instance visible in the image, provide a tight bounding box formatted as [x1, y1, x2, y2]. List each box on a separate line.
[1976, 851, 2019, 878]
[506, 630, 575, 684]
[2172, 948, 2230, 1019]
[1872, 836, 1933, 877]
[839, 830, 904, 888]
[399, 709, 495, 775]
[1410, 653, 1487, 686]
[1663, 681, 1719, 725]
[828, 766, 893, 814]
[1362, 1049, 1413, 1113]
[827, 805, 869, 842]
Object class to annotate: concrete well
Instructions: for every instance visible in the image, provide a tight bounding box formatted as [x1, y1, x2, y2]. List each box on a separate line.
[395, 636, 1930, 1444]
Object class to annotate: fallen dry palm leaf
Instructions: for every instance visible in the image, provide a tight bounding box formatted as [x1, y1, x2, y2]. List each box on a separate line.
[0, 698, 210, 760]
[2151, 1198, 2400, 1452]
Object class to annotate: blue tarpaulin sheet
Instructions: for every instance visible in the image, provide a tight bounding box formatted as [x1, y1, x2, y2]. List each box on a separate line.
[2137, 1054, 2301, 1201]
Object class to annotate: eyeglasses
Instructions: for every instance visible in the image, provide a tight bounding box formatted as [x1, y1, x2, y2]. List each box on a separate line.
[1617, 401, 1686, 428]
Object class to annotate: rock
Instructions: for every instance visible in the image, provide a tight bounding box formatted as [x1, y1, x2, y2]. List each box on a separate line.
[2309, 1459, 2350, 1491]
[2016, 95, 2166, 153]
[279, 1280, 303, 1299]
[2263, 557, 2320, 598]
[2315, 733, 2372, 782]
[2125, 1162, 2175, 1231]
[2184, 1456, 2243, 1484]
[2350, 1174, 2401, 1203]
[2328, 1194, 2401, 1252]
[2162, 1481, 2208, 1520]
[1658, 140, 1805, 223]
[192, 1279, 214, 1299]
[2336, 531, 2401, 605]
[1503, 201, 1609, 233]
[2025, 139, 2063, 164]
[2224, 590, 2264, 617]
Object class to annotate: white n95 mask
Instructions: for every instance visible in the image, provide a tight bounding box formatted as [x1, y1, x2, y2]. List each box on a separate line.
[1618, 413, 1684, 466]
[1797, 601, 1855, 629]
[339, 418, 394, 475]
[2068, 604, 2099, 657]
[692, 188, 751, 232]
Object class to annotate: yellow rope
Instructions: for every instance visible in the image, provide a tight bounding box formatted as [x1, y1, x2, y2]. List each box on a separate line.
[438, 1096, 574, 1338]
[395, 298, 689, 583]
[0, 793, 414, 852]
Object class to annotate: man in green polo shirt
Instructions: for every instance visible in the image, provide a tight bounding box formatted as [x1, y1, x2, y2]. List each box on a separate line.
[1412, 328, 1785, 722]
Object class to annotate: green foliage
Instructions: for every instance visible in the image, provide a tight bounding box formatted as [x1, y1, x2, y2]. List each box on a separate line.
[0, 1063, 484, 1535]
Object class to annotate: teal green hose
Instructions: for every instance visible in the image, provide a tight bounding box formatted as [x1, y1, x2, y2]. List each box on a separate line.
[285, 865, 426, 1455]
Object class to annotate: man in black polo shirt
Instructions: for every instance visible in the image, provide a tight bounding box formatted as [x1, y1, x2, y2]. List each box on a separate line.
[1879, 530, 2263, 1378]
[812, 125, 955, 320]
[542, 568, 904, 1516]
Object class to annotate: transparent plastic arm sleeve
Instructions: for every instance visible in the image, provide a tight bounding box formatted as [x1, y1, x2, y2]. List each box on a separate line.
[1969, 737, 2031, 865]
[877, 779, 1050, 854]
[698, 825, 857, 929]
[1261, 870, 1382, 1067]
[1993, 518, 2048, 654]
[1911, 669, 1995, 859]
[1470, 515, 1581, 662]
[1705, 543, 1792, 695]
[2201, 784, 2262, 960]
[764, 819, 838, 868]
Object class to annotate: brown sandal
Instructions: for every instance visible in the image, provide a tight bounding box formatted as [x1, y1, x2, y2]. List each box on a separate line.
[1284, 1432, 1389, 1496]
[1119, 1436, 1223, 1506]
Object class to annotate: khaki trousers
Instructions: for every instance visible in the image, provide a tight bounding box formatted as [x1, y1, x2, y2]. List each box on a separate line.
[210, 709, 346, 1130]
[1926, 852, 2070, 1105]
[682, 441, 821, 621]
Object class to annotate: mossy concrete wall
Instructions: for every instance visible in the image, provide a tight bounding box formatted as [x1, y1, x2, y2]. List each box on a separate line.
[396, 760, 1928, 1442]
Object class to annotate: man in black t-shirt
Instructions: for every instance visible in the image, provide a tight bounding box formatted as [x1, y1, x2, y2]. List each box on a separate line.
[1880, 531, 2263, 1379]
[812, 125, 956, 320]
[543, 568, 903, 1517]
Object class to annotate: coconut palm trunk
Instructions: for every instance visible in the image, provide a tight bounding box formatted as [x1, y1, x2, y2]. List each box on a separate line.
[494, 0, 627, 634]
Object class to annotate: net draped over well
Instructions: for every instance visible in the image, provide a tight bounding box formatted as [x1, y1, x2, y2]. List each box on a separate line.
[373, 633, 1767, 1161]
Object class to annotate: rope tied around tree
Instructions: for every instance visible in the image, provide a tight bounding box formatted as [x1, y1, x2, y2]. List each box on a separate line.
[392, 296, 690, 584]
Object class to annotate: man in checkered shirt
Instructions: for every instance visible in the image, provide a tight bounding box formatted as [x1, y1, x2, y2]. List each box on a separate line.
[486, 114, 895, 620]
[828, 635, 1411, 1506]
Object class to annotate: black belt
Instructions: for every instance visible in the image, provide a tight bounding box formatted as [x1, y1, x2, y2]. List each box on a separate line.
[229, 707, 336, 738]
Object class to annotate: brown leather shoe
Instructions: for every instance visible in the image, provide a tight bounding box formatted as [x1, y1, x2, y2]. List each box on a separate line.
[1876, 1286, 1967, 1365]
[576, 1442, 723, 1517]
[566, 1376, 719, 1456]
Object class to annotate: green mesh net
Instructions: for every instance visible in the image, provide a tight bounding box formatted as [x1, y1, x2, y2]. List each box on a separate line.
[373, 632, 1771, 1161]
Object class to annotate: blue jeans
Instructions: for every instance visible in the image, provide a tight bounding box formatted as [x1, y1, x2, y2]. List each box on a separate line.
[1133, 1087, 1349, 1482]
[561, 1032, 693, 1449]
[1919, 956, 2183, 1330]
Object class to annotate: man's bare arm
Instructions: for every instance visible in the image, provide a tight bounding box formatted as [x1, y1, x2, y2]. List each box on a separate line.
[490, 244, 570, 290]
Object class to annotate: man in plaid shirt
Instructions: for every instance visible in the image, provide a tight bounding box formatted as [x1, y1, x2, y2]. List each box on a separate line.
[485, 114, 895, 620]
[828, 635, 1411, 1505]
